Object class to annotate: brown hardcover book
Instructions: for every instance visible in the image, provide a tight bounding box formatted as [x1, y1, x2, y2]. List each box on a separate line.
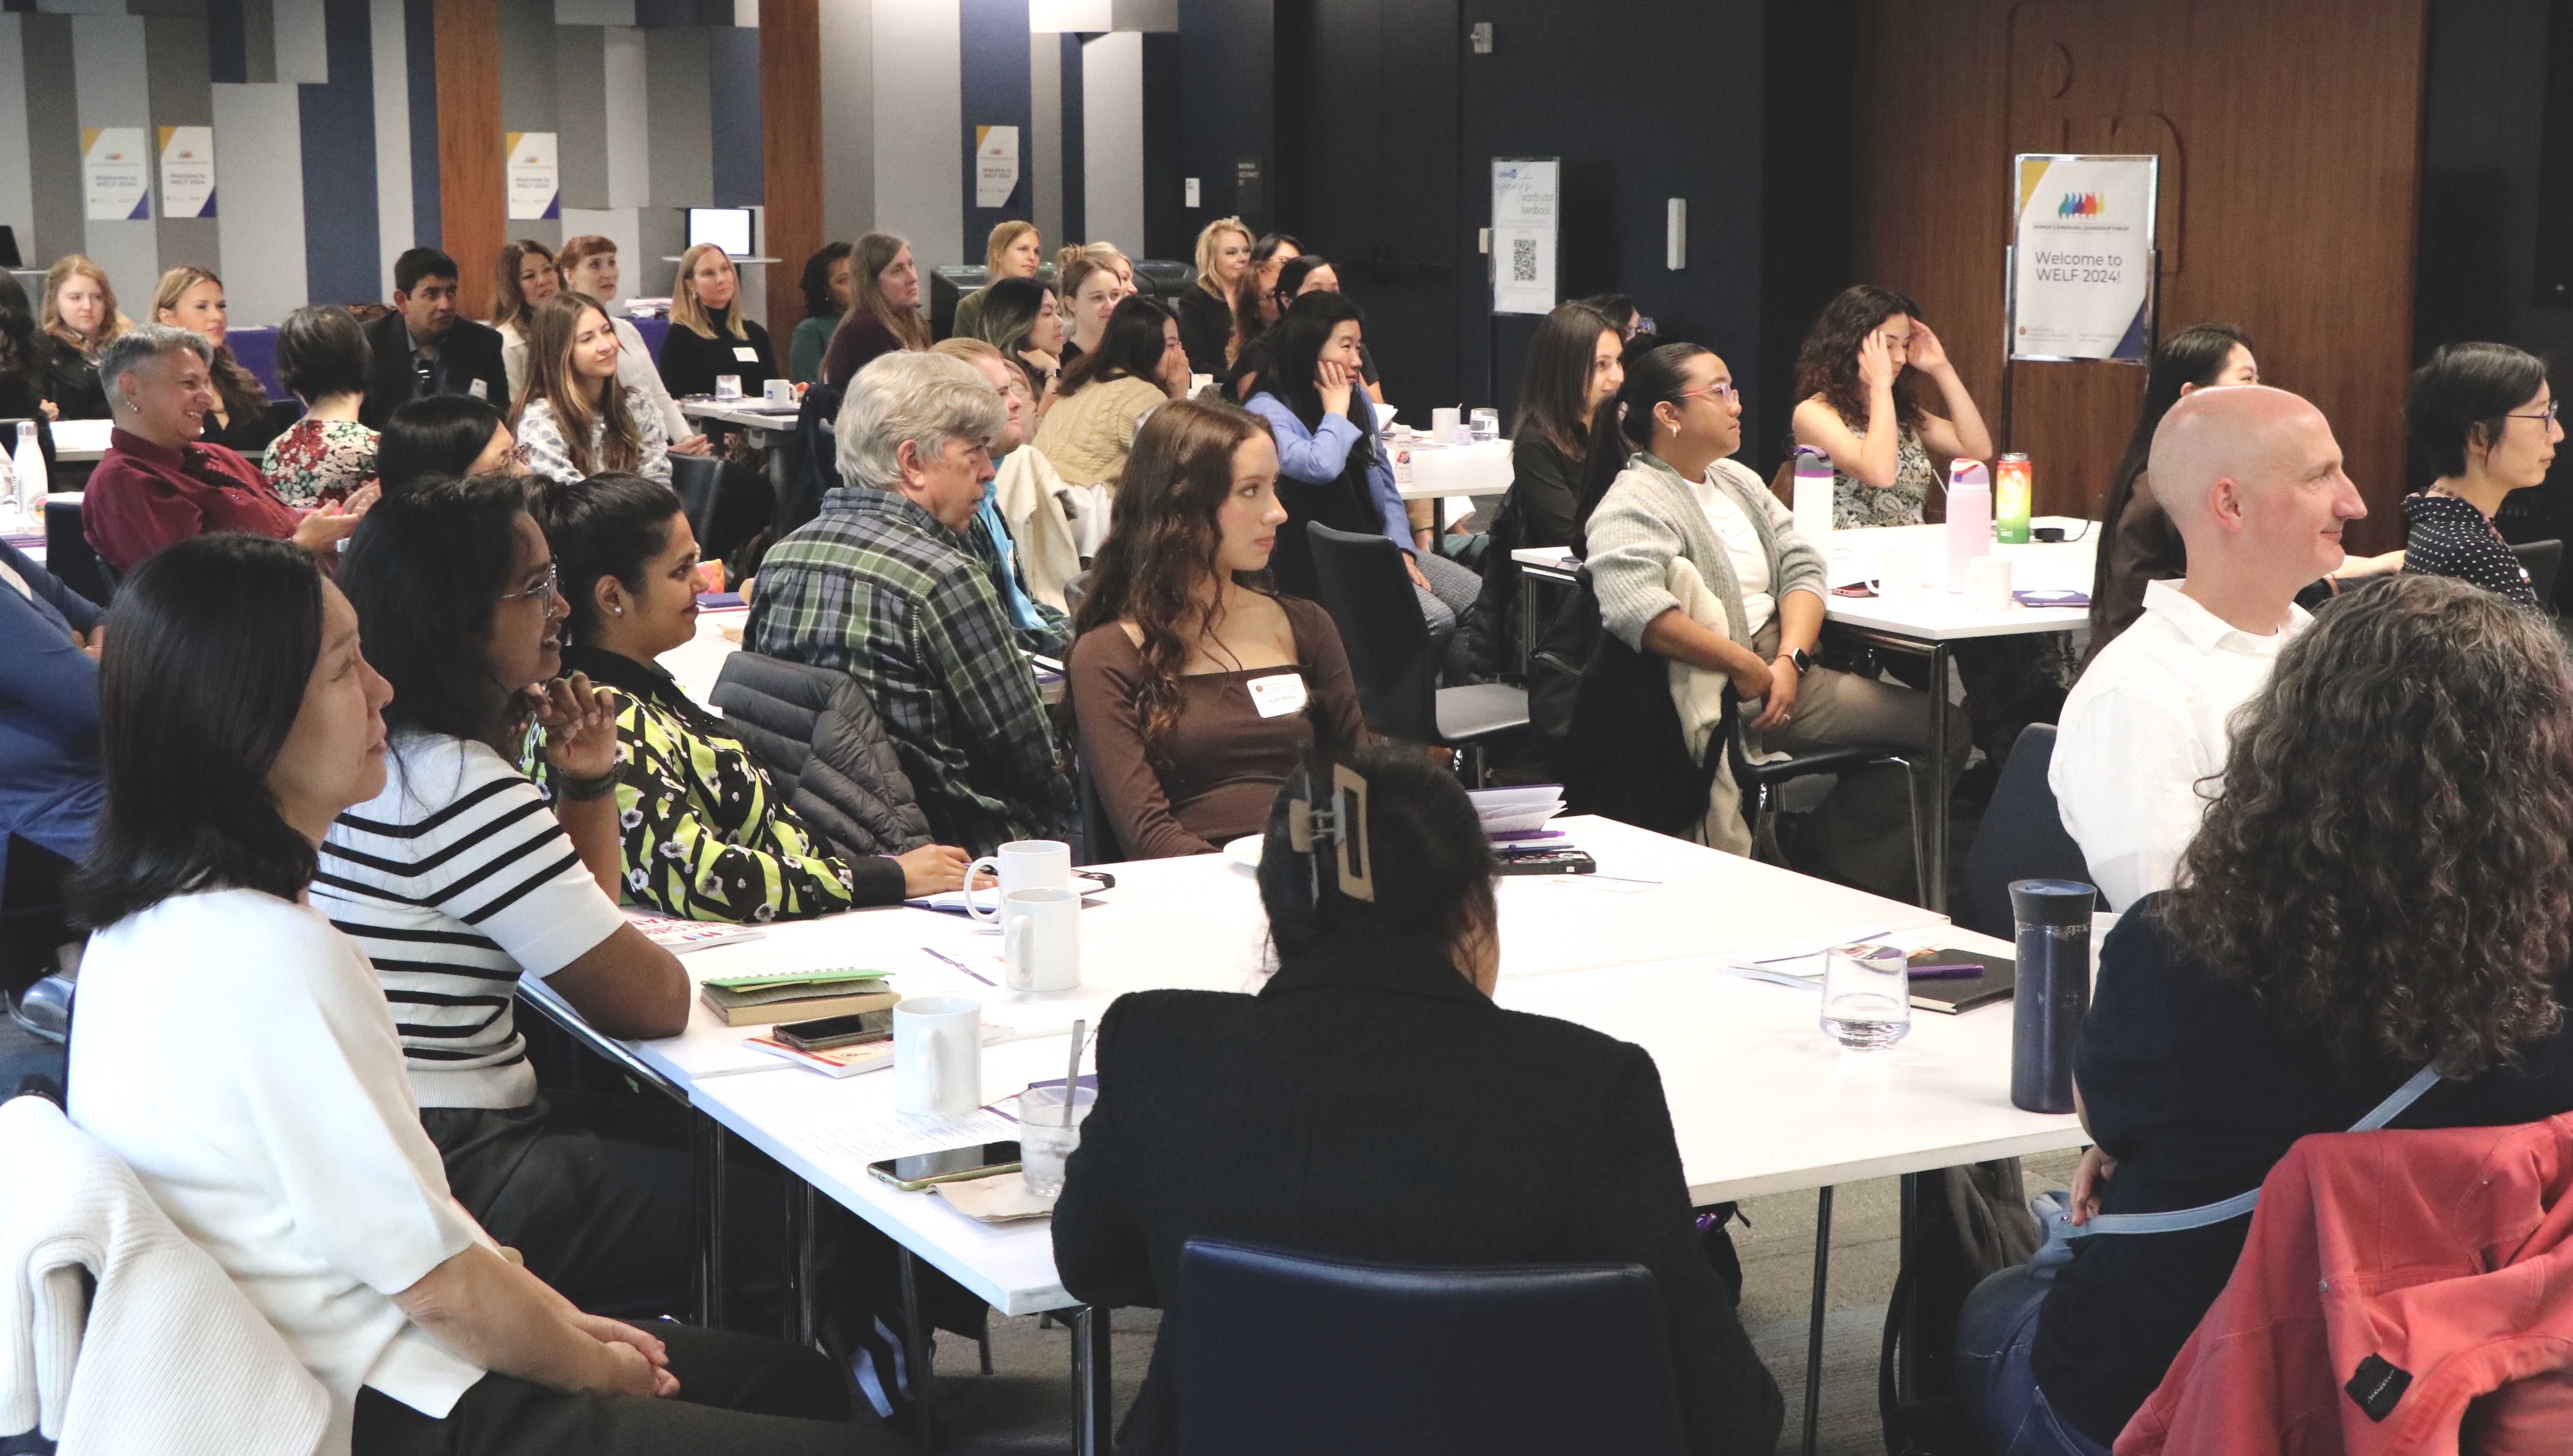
[697, 983, 901, 1028]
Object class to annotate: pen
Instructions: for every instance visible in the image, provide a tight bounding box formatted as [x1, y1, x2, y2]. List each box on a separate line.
[920, 945, 997, 987]
[1908, 963, 1987, 980]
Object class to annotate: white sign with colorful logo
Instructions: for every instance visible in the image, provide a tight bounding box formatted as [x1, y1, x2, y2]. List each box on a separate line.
[82, 128, 150, 222]
[2008, 154, 2157, 363]
[974, 125, 1021, 209]
[506, 132, 560, 222]
[159, 125, 216, 219]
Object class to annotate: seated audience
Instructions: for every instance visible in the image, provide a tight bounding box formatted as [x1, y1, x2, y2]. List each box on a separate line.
[360, 249, 509, 431]
[1960, 573, 2573, 1456]
[2051, 385, 2365, 910]
[491, 237, 561, 402]
[1178, 217, 1252, 374]
[1069, 399, 1366, 857]
[2088, 323, 2260, 650]
[0, 539, 100, 961]
[263, 305, 382, 508]
[964, 300, 1080, 607]
[0, 273, 57, 469]
[929, 337, 1072, 650]
[949, 220, 1042, 344]
[378, 394, 519, 493]
[68, 533, 878, 1456]
[821, 232, 928, 389]
[1588, 341, 1963, 891]
[82, 325, 363, 578]
[1244, 292, 1478, 640]
[1460, 301, 1623, 673]
[2401, 341, 2561, 612]
[1057, 246, 1125, 368]
[1234, 231, 1304, 355]
[747, 351, 1074, 854]
[787, 241, 853, 386]
[528, 472, 970, 916]
[513, 293, 672, 487]
[554, 235, 701, 451]
[657, 243, 779, 401]
[324, 474, 699, 1315]
[154, 266, 293, 457]
[36, 254, 126, 421]
[1791, 284, 1992, 529]
[968, 275, 1067, 405]
[1581, 292, 1645, 340]
[1227, 253, 1366, 401]
[1052, 745, 1784, 1456]
[1029, 296, 1188, 563]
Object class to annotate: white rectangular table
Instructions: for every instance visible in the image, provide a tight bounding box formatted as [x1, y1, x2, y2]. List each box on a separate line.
[678, 398, 803, 436]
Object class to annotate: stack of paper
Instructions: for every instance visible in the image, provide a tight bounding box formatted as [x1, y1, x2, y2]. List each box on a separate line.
[626, 909, 765, 953]
[698, 966, 897, 1026]
[1469, 784, 1567, 838]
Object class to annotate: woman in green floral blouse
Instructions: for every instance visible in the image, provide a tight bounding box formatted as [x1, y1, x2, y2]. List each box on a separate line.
[527, 472, 971, 921]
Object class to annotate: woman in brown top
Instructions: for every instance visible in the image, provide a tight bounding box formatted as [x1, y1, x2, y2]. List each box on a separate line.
[1069, 397, 1367, 858]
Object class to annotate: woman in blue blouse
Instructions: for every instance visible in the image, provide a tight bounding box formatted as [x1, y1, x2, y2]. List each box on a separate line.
[1241, 291, 1478, 653]
[0, 540, 101, 988]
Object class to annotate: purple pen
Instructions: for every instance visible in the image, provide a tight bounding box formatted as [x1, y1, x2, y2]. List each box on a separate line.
[921, 945, 997, 987]
[1908, 963, 1988, 980]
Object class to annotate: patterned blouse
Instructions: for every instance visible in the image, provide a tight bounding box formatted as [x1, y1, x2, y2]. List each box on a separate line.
[260, 416, 378, 507]
[525, 645, 862, 924]
[2402, 492, 2544, 613]
[1832, 421, 1938, 529]
[515, 385, 673, 487]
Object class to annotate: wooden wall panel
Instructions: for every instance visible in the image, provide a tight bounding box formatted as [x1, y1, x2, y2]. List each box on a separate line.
[434, 0, 503, 322]
[1853, 0, 2427, 553]
[760, 0, 824, 353]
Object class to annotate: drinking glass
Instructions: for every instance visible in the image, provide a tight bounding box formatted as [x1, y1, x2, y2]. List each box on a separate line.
[1020, 1085, 1097, 1198]
[1469, 407, 1500, 442]
[1820, 946, 1911, 1051]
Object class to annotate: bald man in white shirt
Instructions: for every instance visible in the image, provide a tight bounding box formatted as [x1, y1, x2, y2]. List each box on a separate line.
[2050, 386, 2367, 908]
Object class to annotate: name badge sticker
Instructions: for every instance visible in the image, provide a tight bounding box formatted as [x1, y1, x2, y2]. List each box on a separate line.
[467, 379, 488, 400]
[734, 346, 761, 362]
[1247, 673, 1309, 719]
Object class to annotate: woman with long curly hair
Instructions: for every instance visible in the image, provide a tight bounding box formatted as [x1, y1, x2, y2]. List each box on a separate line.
[1958, 573, 2573, 1456]
[1066, 398, 1365, 858]
[1790, 283, 1992, 529]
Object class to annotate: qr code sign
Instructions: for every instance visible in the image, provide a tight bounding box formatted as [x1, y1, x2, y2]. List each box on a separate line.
[1511, 237, 1537, 283]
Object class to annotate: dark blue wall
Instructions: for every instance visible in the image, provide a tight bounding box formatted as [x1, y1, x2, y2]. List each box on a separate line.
[960, 0, 1035, 253]
[299, 0, 381, 305]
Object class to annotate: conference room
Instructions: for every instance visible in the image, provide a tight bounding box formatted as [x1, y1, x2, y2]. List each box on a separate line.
[6, 2, 2573, 1454]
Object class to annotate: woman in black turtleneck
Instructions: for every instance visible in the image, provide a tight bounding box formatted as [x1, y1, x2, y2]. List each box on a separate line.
[655, 244, 780, 401]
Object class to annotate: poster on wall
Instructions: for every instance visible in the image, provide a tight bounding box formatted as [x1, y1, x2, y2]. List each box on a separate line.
[975, 126, 1021, 209]
[159, 126, 216, 219]
[82, 128, 150, 222]
[1489, 157, 1558, 316]
[506, 132, 560, 221]
[2008, 153, 2157, 362]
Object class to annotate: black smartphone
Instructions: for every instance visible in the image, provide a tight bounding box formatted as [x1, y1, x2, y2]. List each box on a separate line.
[1495, 849, 1598, 875]
[775, 1008, 895, 1051]
[867, 1141, 1024, 1191]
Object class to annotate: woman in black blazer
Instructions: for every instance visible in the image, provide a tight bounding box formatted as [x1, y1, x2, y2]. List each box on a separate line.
[1051, 747, 1784, 1456]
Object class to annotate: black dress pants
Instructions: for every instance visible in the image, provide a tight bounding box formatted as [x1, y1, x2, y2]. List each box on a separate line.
[351, 1320, 899, 1456]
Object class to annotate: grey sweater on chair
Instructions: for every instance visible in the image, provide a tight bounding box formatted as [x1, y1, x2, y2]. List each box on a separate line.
[1585, 452, 1829, 651]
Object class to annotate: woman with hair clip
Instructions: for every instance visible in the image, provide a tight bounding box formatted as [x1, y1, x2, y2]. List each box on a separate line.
[950, 220, 1043, 345]
[0, 272, 58, 468]
[2400, 341, 2564, 612]
[491, 238, 561, 402]
[656, 243, 779, 402]
[1962, 575, 2573, 1456]
[512, 292, 672, 487]
[1458, 302, 1624, 675]
[1058, 246, 1127, 369]
[154, 265, 293, 456]
[378, 394, 519, 493]
[1067, 397, 1366, 857]
[786, 241, 852, 386]
[262, 305, 381, 508]
[527, 472, 971, 916]
[1790, 283, 1992, 529]
[1052, 743, 1784, 1456]
[1178, 217, 1252, 374]
[550, 235, 700, 453]
[37, 254, 127, 421]
[968, 276, 1069, 406]
[1030, 295, 1190, 563]
[821, 232, 929, 388]
[1585, 340, 1964, 892]
[69, 534, 885, 1456]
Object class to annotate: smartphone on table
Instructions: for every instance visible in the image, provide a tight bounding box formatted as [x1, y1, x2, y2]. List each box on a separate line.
[775, 1008, 894, 1051]
[867, 1142, 1024, 1191]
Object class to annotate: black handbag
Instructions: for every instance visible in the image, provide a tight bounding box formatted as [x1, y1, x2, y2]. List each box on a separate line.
[1531, 567, 1723, 838]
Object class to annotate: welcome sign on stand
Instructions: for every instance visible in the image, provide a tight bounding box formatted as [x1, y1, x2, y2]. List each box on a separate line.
[2006, 153, 2157, 364]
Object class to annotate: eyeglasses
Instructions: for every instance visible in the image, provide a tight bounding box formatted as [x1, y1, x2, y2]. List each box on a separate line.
[1675, 382, 1740, 406]
[502, 562, 559, 607]
[2508, 400, 2560, 423]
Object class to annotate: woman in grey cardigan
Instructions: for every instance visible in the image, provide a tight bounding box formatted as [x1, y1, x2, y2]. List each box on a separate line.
[1585, 341, 1965, 898]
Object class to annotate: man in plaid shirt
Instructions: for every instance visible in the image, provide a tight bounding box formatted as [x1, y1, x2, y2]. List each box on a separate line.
[748, 352, 1074, 854]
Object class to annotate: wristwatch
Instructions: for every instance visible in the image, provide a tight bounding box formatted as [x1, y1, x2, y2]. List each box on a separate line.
[1783, 647, 1813, 674]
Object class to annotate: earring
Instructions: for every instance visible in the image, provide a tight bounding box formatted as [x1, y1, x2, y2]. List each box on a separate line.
[612, 606, 623, 616]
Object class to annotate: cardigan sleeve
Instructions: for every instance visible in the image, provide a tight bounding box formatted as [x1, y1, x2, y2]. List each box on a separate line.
[1584, 475, 1695, 650]
[630, 387, 672, 484]
[1067, 625, 1219, 859]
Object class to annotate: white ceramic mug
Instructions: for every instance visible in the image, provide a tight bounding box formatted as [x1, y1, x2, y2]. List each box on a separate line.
[763, 378, 796, 404]
[1431, 406, 1462, 445]
[1964, 556, 2015, 612]
[964, 840, 1074, 924]
[1873, 547, 1925, 604]
[1001, 887, 1082, 993]
[893, 996, 982, 1116]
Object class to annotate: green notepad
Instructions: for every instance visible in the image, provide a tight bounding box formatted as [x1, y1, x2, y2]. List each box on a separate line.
[699, 967, 891, 1000]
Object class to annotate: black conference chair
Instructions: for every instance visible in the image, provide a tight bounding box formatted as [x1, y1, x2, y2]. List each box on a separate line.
[1955, 723, 2094, 939]
[1721, 693, 1933, 906]
[2513, 538, 2562, 608]
[1072, 752, 1123, 866]
[1174, 1237, 1687, 1456]
[43, 496, 111, 606]
[1305, 522, 1528, 784]
[668, 451, 725, 553]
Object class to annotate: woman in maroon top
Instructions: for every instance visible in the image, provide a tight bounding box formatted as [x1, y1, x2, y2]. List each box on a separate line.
[81, 325, 367, 579]
[820, 232, 928, 389]
[1068, 397, 1368, 858]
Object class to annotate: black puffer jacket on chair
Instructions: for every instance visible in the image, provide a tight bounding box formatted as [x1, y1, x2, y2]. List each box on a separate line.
[709, 651, 935, 872]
